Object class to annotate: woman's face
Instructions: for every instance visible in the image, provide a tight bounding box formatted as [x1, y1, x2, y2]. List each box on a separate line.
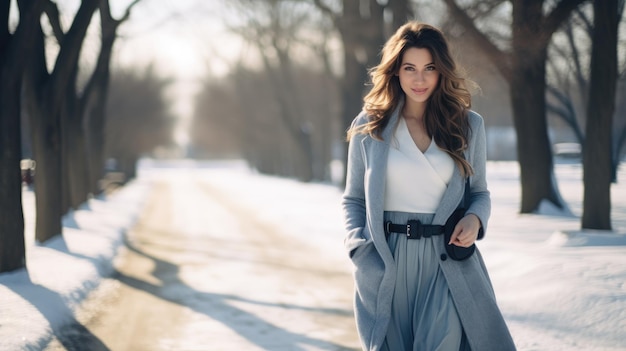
[397, 47, 440, 106]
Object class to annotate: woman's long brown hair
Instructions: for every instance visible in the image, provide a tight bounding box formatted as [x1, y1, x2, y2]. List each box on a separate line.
[347, 22, 474, 176]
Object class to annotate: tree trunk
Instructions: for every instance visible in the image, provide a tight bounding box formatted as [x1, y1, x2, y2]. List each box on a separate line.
[510, 2, 567, 213]
[85, 11, 117, 196]
[388, 0, 413, 35]
[24, 23, 63, 242]
[335, 0, 387, 186]
[510, 48, 562, 212]
[0, 77, 25, 271]
[30, 106, 64, 242]
[63, 80, 90, 210]
[86, 103, 107, 194]
[337, 0, 385, 131]
[582, 0, 618, 230]
[0, 0, 45, 273]
[24, 26, 63, 242]
[25, 0, 99, 242]
[0, 29, 25, 272]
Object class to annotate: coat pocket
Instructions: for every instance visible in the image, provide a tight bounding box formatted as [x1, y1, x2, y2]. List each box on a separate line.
[345, 226, 371, 258]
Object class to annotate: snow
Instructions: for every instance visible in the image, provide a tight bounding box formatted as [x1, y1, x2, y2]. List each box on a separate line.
[1, 159, 626, 350]
[0, 181, 150, 350]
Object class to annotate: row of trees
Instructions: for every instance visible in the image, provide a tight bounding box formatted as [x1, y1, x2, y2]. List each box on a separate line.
[445, 0, 623, 229]
[192, 0, 414, 181]
[547, 4, 626, 182]
[0, 0, 173, 273]
[191, 0, 624, 230]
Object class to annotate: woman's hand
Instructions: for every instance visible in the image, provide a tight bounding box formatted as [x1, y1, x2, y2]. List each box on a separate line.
[448, 214, 481, 247]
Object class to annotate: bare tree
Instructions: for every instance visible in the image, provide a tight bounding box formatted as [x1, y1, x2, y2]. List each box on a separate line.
[22, 0, 99, 242]
[546, 10, 589, 145]
[547, 4, 626, 183]
[581, 0, 621, 230]
[84, 0, 142, 196]
[444, 0, 587, 213]
[222, 0, 340, 181]
[0, 0, 46, 273]
[192, 60, 339, 180]
[42, 1, 93, 211]
[47, 0, 143, 209]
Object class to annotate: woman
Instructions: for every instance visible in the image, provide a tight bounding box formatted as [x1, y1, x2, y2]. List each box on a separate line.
[342, 22, 516, 351]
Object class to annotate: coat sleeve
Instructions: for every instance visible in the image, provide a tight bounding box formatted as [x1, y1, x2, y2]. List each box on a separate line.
[465, 111, 491, 240]
[341, 113, 370, 256]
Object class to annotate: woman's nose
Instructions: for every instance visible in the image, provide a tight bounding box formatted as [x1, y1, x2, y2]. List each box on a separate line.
[414, 71, 425, 83]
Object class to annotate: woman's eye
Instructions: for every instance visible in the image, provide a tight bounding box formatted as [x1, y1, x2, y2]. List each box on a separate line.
[426, 66, 436, 71]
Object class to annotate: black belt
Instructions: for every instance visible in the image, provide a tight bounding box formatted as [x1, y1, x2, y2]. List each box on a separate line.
[384, 220, 445, 239]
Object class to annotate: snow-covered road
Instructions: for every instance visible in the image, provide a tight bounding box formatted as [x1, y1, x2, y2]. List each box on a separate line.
[43, 170, 359, 351]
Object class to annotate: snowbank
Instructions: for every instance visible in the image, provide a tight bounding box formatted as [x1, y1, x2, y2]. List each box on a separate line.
[0, 179, 151, 350]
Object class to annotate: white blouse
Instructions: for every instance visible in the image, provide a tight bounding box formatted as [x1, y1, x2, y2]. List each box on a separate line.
[384, 117, 455, 213]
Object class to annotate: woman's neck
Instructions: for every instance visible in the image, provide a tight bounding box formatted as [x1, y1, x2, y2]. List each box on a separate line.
[402, 101, 426, 122]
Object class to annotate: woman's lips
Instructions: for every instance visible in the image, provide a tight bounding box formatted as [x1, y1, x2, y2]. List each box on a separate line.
[412, 88, 428, 94]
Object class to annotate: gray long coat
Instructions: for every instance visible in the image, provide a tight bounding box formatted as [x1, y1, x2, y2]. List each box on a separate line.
[342, 105, 516, 351]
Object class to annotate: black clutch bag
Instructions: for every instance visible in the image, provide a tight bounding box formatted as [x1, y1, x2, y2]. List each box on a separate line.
[443, 178, 476, 261]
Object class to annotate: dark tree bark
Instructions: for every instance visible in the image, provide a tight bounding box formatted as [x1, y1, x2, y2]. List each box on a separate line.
[0, 0, 46, 273]
[581, 0, 619, 230]
[332, 0, 386, 132]
[85, 31, 115, 196]
[444, 0, 587, 213]
[546, 2, 626, 188]
[41, 0, 87, 211]
[85, 0, 141, 195]
[388, 0, 413, 33]
[24, 18, 65, 243]
[23, 0, 99, 242]
[63, 68, 90, 210]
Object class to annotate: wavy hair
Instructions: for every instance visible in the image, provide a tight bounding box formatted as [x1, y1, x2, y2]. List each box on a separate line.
[347, 21, 475, 176]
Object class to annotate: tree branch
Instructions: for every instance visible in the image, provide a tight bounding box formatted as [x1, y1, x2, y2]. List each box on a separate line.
[443, 0, 512, 80]
[48, 0, 99, 107]
[547, 85, 584, 143]
[542, 0, 589, 43]
[118, 0, 142, 23]
[573, 6, 593, 35]
[465, 0, 507, 19]
[100, 0, 142, 33]
[562, 20, 588, 105]
[43, 0, 64, 43]
[312, 0, 338, 26]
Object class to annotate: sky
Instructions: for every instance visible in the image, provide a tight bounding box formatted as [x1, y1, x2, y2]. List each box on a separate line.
[1, 160, 625, 350]
[112, 0, 240, 78]
[110, 0, 245, 147]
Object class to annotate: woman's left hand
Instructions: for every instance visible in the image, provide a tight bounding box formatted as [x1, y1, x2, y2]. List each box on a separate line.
[448, 214, 481, 247]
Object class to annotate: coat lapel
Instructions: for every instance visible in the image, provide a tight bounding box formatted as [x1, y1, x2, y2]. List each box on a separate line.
[360, 104, 401, 255]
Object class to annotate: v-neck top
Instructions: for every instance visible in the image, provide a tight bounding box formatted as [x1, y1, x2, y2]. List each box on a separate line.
[384, 117, 455, 213]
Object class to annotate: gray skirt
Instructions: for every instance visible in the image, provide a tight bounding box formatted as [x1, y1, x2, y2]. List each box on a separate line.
[381, 211, 470, 351]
